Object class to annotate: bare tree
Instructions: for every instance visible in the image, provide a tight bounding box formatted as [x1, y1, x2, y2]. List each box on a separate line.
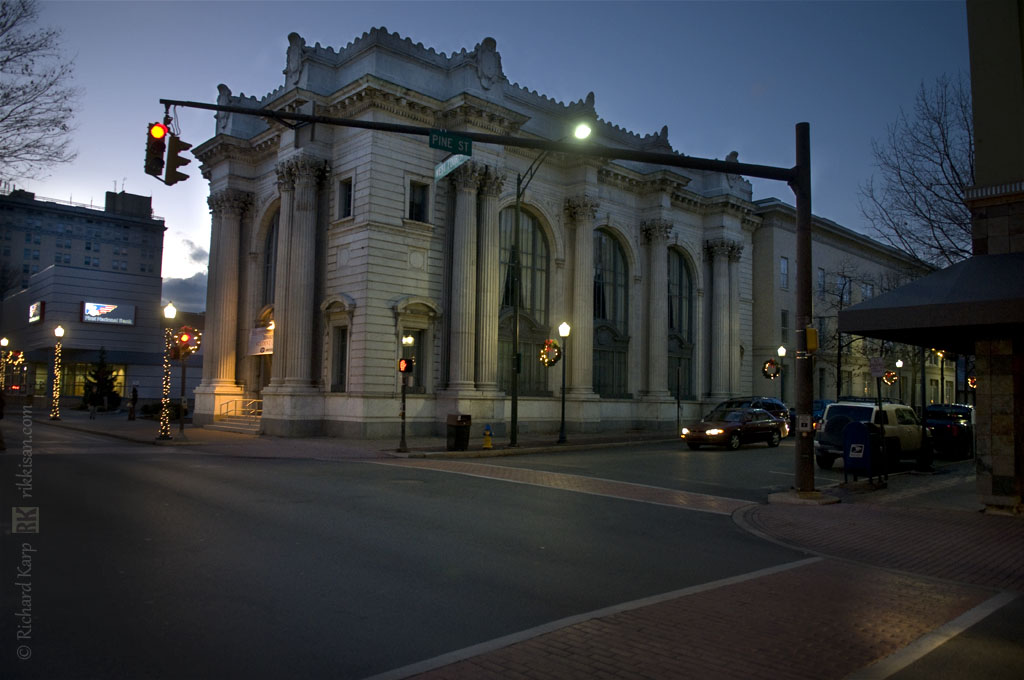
[859, 74, 974, 267]
[0, 0, 80, 182]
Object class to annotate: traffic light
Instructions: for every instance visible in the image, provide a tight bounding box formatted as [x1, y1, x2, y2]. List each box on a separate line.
[398, 357, 415, 374]
[145, 122, 167, 178]
[164, 133, 192, 186]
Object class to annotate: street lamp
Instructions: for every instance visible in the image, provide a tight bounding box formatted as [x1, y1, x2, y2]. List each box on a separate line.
[510, 121, 592, 446]
[50, 325, 64, 420]
[777, 345, 787, 403]
[557, 322, 570, 444]
[398, 333, 414, 453]
[934, 349, 946, 403]
[896, 359, 904, 403]
[1, 337, 8, 392]
[158, 302, 176, 440]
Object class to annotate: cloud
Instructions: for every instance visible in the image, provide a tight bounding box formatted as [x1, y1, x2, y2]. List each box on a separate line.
[180, 238, 209, 265]
[161, 272, 207, 312]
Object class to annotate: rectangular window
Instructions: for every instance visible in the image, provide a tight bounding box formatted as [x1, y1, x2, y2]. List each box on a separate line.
[861, 283, 874, 300]
[63, 254, 70, 264]
[32, 249, 39, 260]
[337, 177, 353, 219]
[84, 256, 91, 266]
[781, 309, 790, 344]
[55, 254, 62, 264]
[779, 256, 789, 290]
[817, 268, 825, 297]
[331, 327, 347, 392]
[408, 181, 429, 222]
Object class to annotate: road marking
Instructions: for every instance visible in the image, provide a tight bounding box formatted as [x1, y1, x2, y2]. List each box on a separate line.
[363, 557, 823, 680]
[847, 590, 1019, 679]
[374, 459, 752, 515]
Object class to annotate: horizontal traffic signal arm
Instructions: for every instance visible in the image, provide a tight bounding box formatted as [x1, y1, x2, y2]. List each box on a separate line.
[159, 98, 796, 183]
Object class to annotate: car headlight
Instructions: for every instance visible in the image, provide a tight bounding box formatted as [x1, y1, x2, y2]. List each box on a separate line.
[681, 427, 690, 437]
[706, 428, 724, 436]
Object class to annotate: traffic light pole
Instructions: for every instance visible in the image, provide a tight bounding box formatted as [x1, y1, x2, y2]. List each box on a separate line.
[160, 98, 814, 494]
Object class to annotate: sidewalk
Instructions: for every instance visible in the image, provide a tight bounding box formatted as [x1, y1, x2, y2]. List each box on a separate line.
[29, 409, 1024, 679]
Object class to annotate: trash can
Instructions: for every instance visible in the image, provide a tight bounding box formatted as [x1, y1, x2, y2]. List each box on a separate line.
[446, 414, 471, 451]
[842, 421, 885, 483]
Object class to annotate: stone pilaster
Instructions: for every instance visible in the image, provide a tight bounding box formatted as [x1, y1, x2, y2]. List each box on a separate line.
[728, 242, 744, 394]
[242, 250, 262, 394]
[204, 189, 251, 386]
[475, 167, 504, 391]
[283, 155, 328, 387]
[643, 219, 672, 397]
[270, 161, 294, 385]
[566, 196, 599, 395]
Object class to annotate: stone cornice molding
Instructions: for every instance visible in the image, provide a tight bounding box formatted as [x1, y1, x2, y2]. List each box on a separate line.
[641, 219, 672, 244]
[565, 195, 599, 223]
[208, 188, 253, 217]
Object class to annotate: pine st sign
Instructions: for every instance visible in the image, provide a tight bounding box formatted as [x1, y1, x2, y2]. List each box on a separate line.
[428, 130, 472, 156]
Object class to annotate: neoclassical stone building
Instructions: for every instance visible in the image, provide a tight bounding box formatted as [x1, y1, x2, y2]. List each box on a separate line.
[193, 29, 927, 438]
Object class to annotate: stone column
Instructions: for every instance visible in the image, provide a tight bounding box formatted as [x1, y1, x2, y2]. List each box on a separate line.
[270, 161, 295, 385]
[475, 167, 504, 391]
[643, 219, 672, 397]
[201, 202, 224, 385]
[242, 250, 262, 393]
[706, 239, 733, 399]
[566, 196, 599, 395]
[446, 162, 482, 391]
[284, 155, 328, 387]
[728, 242, 744, 394]
[204, 189, 251, 386]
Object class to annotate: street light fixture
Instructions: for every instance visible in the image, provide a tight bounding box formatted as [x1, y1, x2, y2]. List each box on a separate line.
[896, 359, 904, 403]
[557, 322, 570, 444]
[158, 302, 176, 440]
[777, 345, 787, 403]
[51, 325, 64, 420]
[511, 121, 592, 446]
[1, 337, 8, 393]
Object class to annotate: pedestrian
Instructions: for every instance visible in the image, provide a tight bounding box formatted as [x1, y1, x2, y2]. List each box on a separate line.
[128, 383, 138, 421]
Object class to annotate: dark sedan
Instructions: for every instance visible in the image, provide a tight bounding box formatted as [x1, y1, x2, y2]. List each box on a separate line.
[925, 404, 974, 458]
[681, 407, 786, 450]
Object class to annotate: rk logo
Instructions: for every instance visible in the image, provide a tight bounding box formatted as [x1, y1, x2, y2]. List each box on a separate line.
[12, 507, 39, 533]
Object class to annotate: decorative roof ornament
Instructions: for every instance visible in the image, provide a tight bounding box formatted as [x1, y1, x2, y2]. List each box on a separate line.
[473, 37, 503, 90]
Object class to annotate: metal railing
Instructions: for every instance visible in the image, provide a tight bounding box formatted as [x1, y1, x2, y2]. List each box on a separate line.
[218, 399, 263, 420]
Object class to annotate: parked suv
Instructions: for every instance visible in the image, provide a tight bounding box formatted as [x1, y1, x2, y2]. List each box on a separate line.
[713, 397, 790, 437]
[814, 401, 931, 470]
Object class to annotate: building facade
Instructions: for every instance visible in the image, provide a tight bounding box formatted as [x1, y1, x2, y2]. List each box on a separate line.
[194, 29, 939, 439]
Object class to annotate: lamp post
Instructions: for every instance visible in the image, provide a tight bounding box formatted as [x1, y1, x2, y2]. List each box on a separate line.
[158, 302, 175, 440]
[935, 349, 945, 403]
[896, 359, 904, 403]
[511, 122, 591, 446]
[398, 333, 414, 453]
[1, 337, 8, 393]
[557, 322, 570, 444]
[777, 345, 787, 403]
[50, 325, 64, 420]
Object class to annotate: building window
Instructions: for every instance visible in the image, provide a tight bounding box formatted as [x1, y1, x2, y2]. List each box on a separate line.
[337, 177, 353, 219]
[668, 249, 694, 399]
[498, 207, 549, 396]
[408, 181, 429, 222]
[817, 267, 825, 298]
[781, 309, 790, 344]
[860, 282, 874, 300]
[331, 327, 348, 392]
[84, 256, 91, 266]
[779, 256, 789, 290]
[31, 249, 39, 260]
[63, 253, 69, 264]
[593, 230, 629, 398]
[401, 328, 425, 393]
[54, 254, 62, 264]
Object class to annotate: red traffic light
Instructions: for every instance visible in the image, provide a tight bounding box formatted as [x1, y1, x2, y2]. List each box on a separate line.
[398, 358, 415, 373]
[149, 122, 168, 139]
[179, 332, 191, 344]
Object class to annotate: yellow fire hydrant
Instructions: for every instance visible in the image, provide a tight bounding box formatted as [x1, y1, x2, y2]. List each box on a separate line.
[482, 424, 493, 450]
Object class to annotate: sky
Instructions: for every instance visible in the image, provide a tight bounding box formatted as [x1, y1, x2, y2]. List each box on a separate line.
[19, 0, 970, 311]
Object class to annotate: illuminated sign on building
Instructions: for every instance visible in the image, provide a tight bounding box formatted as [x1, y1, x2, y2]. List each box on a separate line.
[81, 301, 136, 326]
[28, 301, 44, 324]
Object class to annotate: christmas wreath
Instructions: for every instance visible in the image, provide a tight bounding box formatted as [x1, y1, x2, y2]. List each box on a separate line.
[883, 371, 898, 386]
[539, 338, 562, 367]
[762, 358, 780, 380]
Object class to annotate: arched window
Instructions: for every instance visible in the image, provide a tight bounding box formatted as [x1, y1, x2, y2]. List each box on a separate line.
[498, 207, 550, 396]
[668, 249, 695, 399]
[261, 211, 279, 307]
[593, 230, 629, 398]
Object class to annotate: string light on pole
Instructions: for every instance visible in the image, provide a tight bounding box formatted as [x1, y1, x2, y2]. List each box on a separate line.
[158, 302, 176, 440]
[50, 325, 64, 420]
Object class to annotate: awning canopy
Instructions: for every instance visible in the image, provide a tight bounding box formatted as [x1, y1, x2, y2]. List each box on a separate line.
[838, 253, 1024, 354]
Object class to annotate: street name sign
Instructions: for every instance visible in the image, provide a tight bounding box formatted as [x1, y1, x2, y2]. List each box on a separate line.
[434, 154, 471, 182]
[869, 357, 885, 378]
[429, 130, 472, 156]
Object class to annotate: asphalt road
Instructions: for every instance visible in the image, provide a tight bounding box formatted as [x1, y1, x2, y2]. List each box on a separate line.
[2, 431, 806, 679]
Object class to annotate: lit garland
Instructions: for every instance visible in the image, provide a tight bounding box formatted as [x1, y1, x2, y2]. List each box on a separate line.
[50, 341, 62, 419]
[883, 371, 898, 386]
[967, 376, 978, 390]
[158, 328, 172, 439]
[762, 358, 780, 380]
[539, 338, 562, 367]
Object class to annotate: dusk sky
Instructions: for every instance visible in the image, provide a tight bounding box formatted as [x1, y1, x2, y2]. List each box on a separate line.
[20, 0, 969, 311]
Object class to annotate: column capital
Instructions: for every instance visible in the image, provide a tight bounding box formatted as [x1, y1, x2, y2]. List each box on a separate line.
[704, 237, 742, 261]
[291, 155, 330, 185]
[565, 195, 599, 223]
[641, 219, 672, 244]
[478, 167, 506, 197]
[208, 188, 253, 217]
[449, 161, 483, 191]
